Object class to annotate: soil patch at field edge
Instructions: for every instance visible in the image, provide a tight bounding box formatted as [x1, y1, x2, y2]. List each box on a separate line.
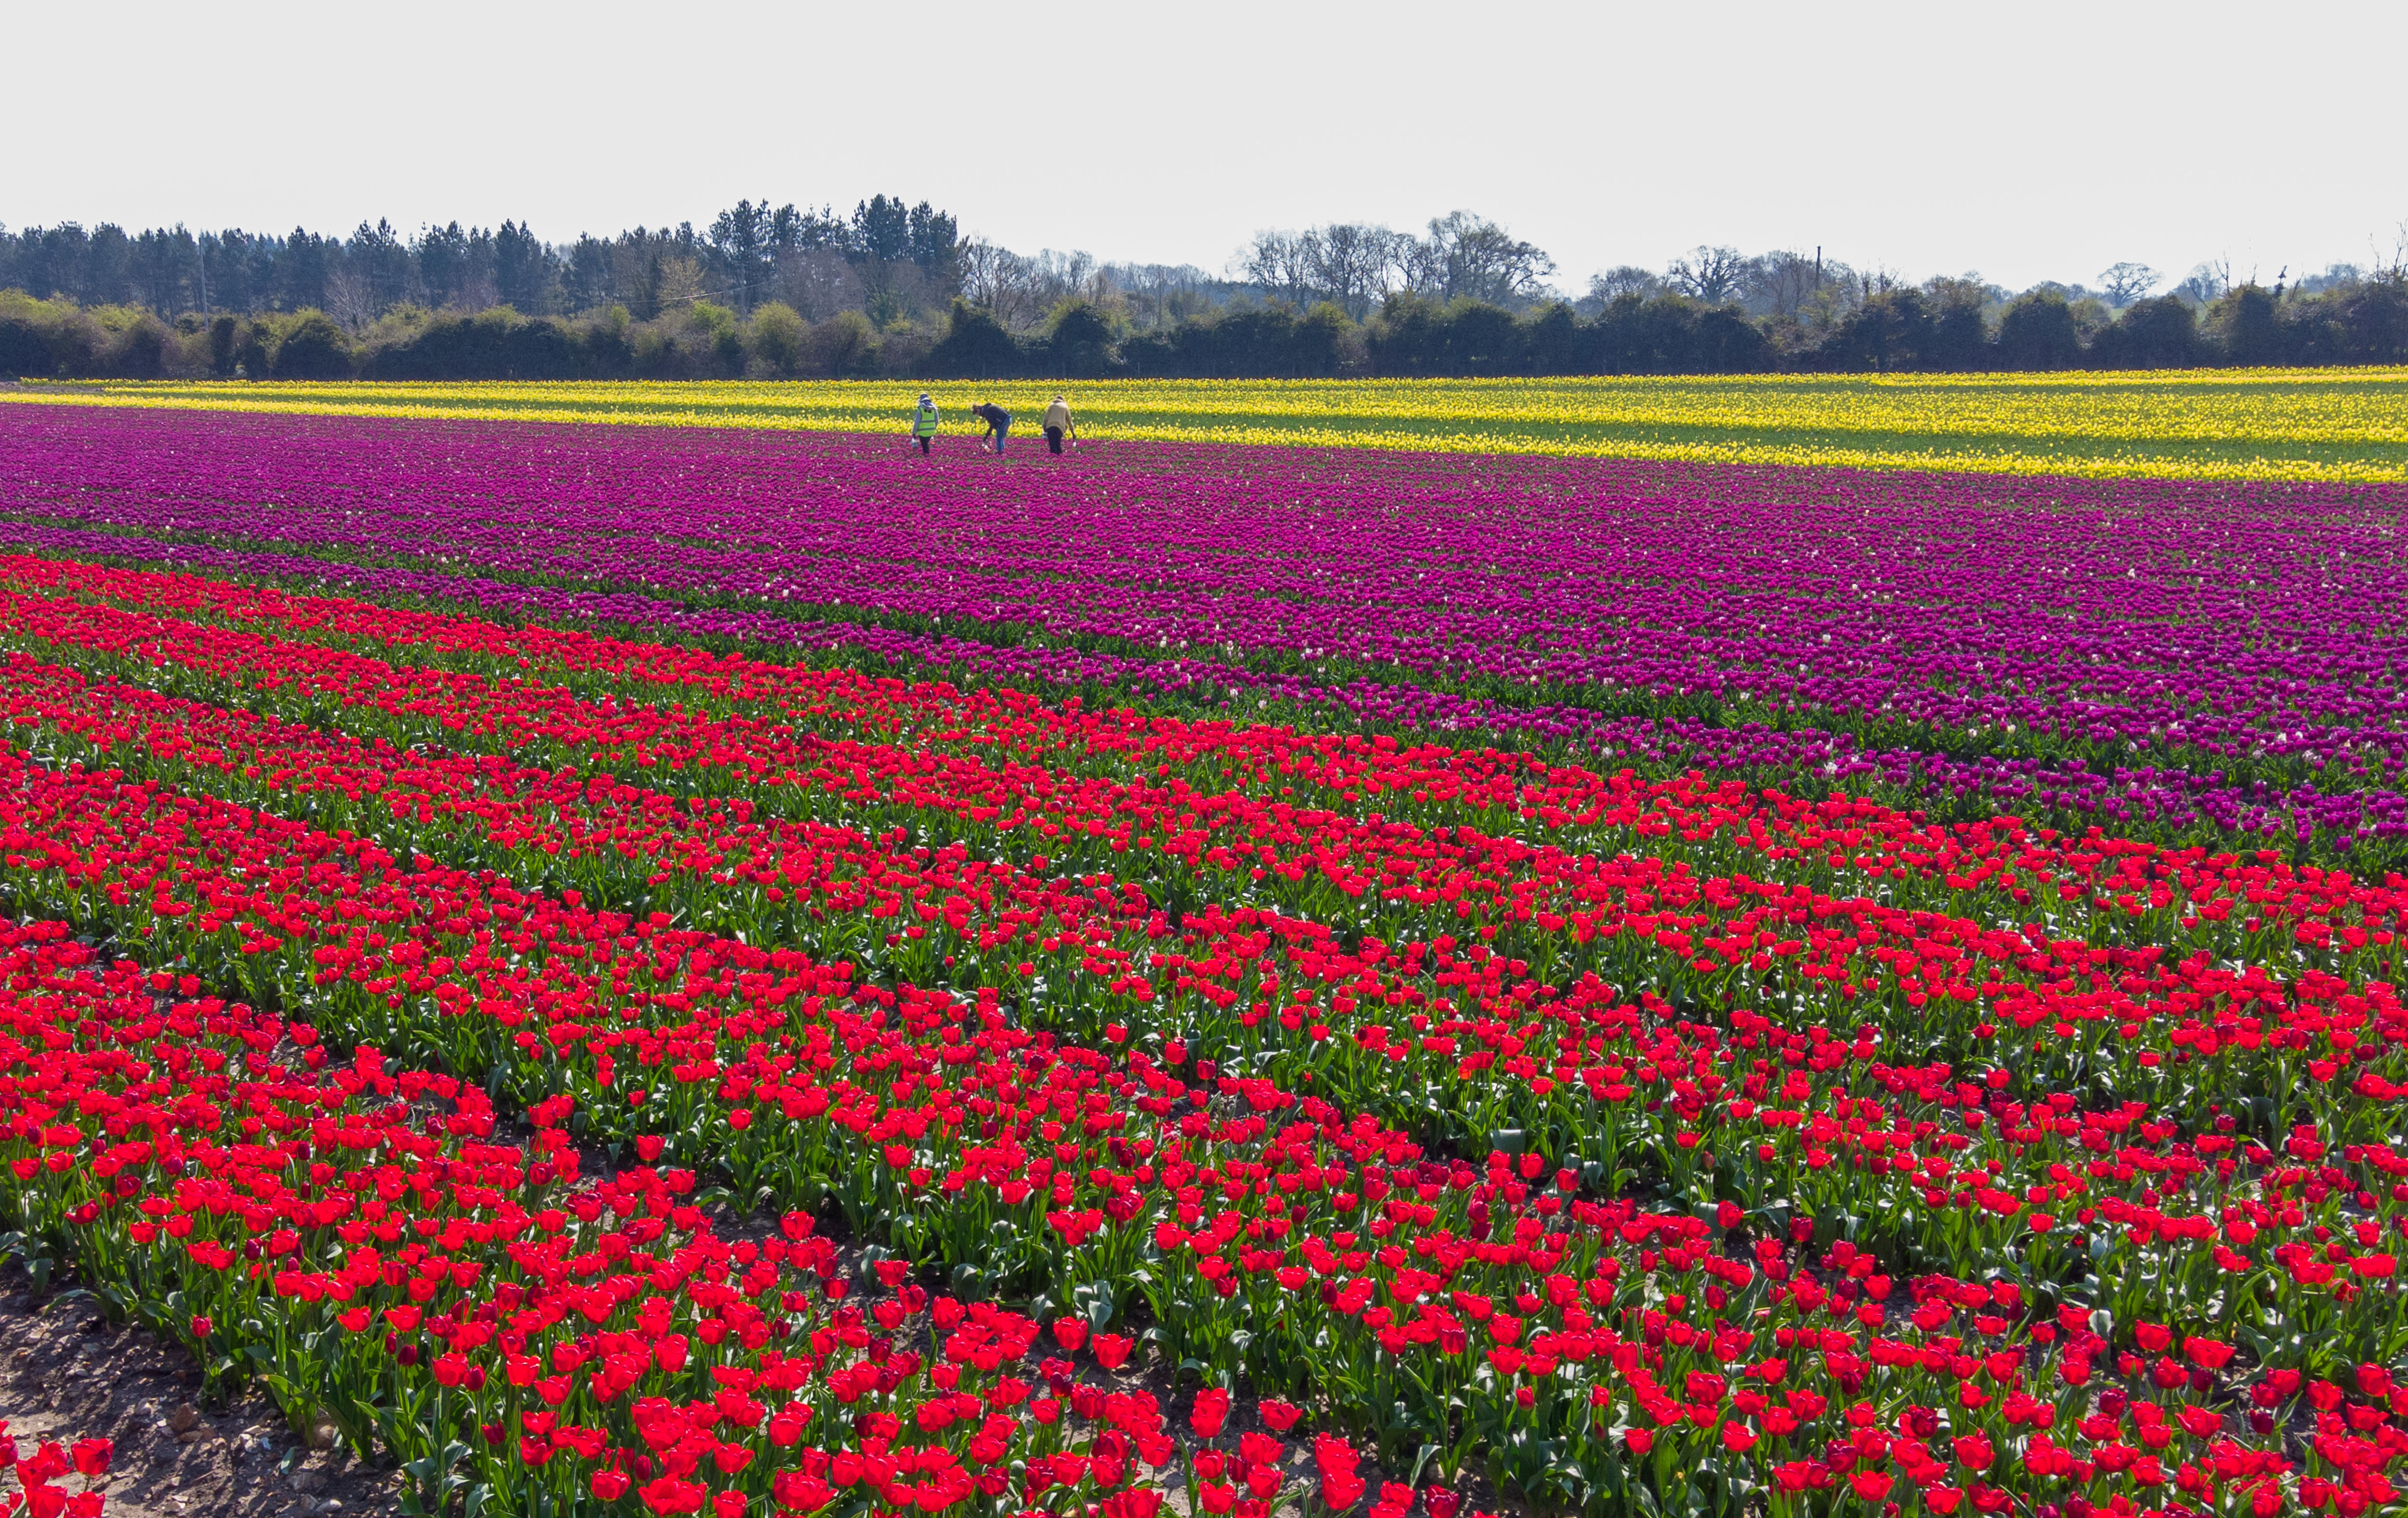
[0, 1271, 401, 1517]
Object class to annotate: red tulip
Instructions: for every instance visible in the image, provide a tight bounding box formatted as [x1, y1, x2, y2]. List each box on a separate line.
[2186, 1337, 2236, 1370]
[1191, 1388, 1231, 1439]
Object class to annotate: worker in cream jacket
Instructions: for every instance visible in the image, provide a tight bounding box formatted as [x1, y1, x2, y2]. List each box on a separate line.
[1040, 395, 1077, 454]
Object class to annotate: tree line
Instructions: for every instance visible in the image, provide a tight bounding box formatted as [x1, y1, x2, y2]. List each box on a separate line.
[0, 197, 963, 326]
[4, 202, 2405, 379]
[8, 277, 2405, 383]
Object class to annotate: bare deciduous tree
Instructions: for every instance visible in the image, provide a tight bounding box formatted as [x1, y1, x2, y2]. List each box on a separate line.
[1105, 261, 1218, 329]
[1239, 213, 1553, 313]
[1241, 230, 1316, 308]
[1303, 224, 1405, 320]
[1413, 211, 1556, 306]
[1028, 249, 1101, 309]
[774, 248, 863, 323]
[1666, 246, 1753, 304]
[2177, 258, 2232, 305]
[959, 238, 1046, 330]
[322, 269, 380, 331]
[2098, 262, 2161, 307]
[1742, 250, 1825, 319]
[2375, 222, 2408, 282]
[1582, 266, 1665, 311]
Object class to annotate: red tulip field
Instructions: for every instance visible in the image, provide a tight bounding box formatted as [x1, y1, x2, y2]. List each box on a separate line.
[2, 404, 2406, 1518]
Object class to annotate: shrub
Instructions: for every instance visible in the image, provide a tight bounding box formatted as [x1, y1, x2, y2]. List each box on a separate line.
[1816, 289, 1935, 372]
[1446, 300, 1520, 376]
[1046, 300, 1117, 378]
[2205, 285, 2283, 366]
[927, 299, 1021, 379]
[747, 301, 806, 376]
[1996, 290, 2084, 369]
[2331, 276, 2408, 364]
[207, 314, 240, 376]
[0, 315, 49, 377]
[102, 309, 171, 377]
[2093, 296, 2199, 368]
[269, 310, 353, 379]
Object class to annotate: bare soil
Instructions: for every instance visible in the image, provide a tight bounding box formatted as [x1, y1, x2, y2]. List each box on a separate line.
[0, 1272, 402, 1518]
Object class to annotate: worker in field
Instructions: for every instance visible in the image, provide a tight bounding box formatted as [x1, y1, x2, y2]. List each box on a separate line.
[908, 393, 941, 454]
[971, 400, 1012, 455]
[1041, 394, 1077, 454]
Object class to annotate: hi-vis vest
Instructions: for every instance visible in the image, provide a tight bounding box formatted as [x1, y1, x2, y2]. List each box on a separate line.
[912, 404, 940, 438]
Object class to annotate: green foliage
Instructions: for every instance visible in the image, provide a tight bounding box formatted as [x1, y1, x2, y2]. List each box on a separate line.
[1, 289, 196, 378]
[1046, 300, 1118, 378]
[1589, 294, 1769, 376]
[267, 311, 354, 379]
[232, 323, 270, 379]
[2331, 276, 2408, 363]
[2090, 296, 2199, 368]
[1445, 299, 1520, 375]
[1520, 301, 1582, 375]
[747, 301, 806, 376]
[98, 307, 171, 378]
[1996, 290, 2084, 369]
[206, 314, 239, 376]
[2208, 284, 2285, 366]
[1296, 302, 1358, 374]
[927, 298, 1023, 378]
[1925, 284, 1993, 370]
[690, 302, 746, 376]
[0, 313, 52, 377]
[1118, 302, 1361, 379]
[1817, 288, 1933, 373]
[807, 310, 879, 378]
[8, 261, 2407, 381]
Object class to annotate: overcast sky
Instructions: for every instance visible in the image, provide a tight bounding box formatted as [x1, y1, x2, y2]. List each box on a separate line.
[13, 0, 2405, 297]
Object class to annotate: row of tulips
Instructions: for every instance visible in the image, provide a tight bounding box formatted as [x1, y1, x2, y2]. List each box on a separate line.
[0, 856, 2389, 1518]
[7, 632, 2408, 1241]
[12, 555, 2398, 982]
[14, 547, 2408, 877]
[9, 533, 2402, 866]
[0, 917, 1367, 1518]
[4, 408, 2401, 809]
[8, 557, 2408, 1505]
[1, 584, 2402, 1152]
[9, 563, 2407, 1016]
[5, 662, 2408, 1514]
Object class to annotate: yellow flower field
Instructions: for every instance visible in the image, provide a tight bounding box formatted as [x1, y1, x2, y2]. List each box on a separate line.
[9, 370, 2408, 480]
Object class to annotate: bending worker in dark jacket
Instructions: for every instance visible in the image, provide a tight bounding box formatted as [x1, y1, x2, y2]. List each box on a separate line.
[971, 402, 1011, 455]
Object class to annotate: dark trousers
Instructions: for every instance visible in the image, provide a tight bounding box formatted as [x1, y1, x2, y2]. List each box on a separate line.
[916, 436, 930, 454]
[1044, 426, 1064, 454]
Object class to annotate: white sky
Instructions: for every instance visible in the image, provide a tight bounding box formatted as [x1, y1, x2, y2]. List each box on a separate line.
[13, 0, 2406, 297]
